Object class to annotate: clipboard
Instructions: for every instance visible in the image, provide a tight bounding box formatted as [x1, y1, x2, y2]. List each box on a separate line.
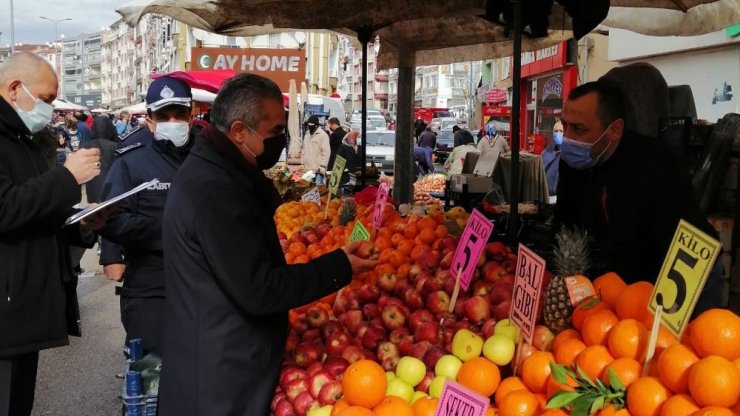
[64, 179, 160, 226]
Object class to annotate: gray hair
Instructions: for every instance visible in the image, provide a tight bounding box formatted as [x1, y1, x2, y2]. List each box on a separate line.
[211, 73, 284, 134]
[0, 51, 56, 85]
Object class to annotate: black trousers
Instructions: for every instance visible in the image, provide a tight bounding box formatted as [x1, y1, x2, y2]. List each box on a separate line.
[0, 352, 39, 416]
[120, 296, 165, 356]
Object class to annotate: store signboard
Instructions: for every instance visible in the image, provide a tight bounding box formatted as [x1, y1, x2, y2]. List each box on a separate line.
[191, 47, 305, 91]
[649, 219, 720, 338]
[517, 42, 567, 78]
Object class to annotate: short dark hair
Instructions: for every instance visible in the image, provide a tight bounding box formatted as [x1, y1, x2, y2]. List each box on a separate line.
[211, 73, 284, 134]
[458, 130, 475, 145]
[452, 125, 460, 133]
[76, 113, 88, 122]
[327, 117, 340, 125]
[568, 81, 627, 127]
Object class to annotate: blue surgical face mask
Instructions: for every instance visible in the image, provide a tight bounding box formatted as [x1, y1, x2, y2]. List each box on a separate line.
[13, 83, 54, 134]
[553, 132, 564, 145]
[560, 123, 613, 170]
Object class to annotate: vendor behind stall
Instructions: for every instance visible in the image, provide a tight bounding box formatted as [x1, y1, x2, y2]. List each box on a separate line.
[555, 81, 721, 314]
[444, 129, 479, 175]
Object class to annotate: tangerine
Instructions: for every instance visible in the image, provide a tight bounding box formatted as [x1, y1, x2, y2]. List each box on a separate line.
[593, 272, 627, 309]
[597, 405, 632, 415]
[520, 351, 554, 393]
[397, 239, 415, 256]
[457, 357, 501, 397]
[608, 319, 648, 360]
[689, 308, 740, 360]
[581, 309, 620, 346]
[336, 406, 377, 416]
[615, 282, 653, 322]
[626, 377, 670, 416]
[554, 338, 587, 366]
[692, 407, 736, 416]
[375, 236, 392, 252]
[552, 329, 582, 350]
[434, 224, 449, 238]
[572, 295, 610, 330]
[688, 355, 740, 408]
[288, 241, 308, 256]
[540, 410, 569, 416]
[403, 223, 419, 239]
[331, 398, 352, 416]
[411, 396, 438, 416]
[418, 217, 437, 230]
[497, 390, 540, 416]
[418, 228, 437, 245]
[657, 344, 699, 394]
[575, 345, 615, 380]
[659, 394, 700, 416]
[602, 357, 641, 388]
[494, 376, 528, 406]
[374, 395, 413, 416]
[545, 372, 578, 398]
[341, 359, 388, 408]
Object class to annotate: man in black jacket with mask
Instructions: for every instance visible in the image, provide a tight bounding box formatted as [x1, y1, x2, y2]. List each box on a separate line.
[555, 81, 721, 314]
[326, 116, 346, 171]
[99, 76, 193, 355]
[0, 52, 105, 416]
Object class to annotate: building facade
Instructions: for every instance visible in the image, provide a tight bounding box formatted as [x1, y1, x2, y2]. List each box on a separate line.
[61, 32, 103, 108]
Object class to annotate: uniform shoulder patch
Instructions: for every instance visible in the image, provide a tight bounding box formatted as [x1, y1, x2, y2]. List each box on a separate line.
[119, 125, 144, 141]
[115, 142, 145, 157]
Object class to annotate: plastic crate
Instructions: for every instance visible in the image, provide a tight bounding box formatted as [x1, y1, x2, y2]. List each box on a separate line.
[121, 357, 160, 416]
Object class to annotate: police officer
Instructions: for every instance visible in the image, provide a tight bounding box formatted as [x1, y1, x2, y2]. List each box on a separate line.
[99, 76, 193, 355]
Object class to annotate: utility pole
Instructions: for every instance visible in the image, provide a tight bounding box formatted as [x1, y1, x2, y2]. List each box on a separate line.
[40, 17, 71, 99]
[10, 0, 15, 53]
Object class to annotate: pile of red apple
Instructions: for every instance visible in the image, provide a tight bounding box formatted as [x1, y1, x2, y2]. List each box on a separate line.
[271, 240, 553, 415]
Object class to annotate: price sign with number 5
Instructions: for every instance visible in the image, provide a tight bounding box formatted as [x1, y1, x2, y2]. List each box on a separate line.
[450, 209, 494, 291]
[649, 219, 720, 338]
[373, 182, 390, 231]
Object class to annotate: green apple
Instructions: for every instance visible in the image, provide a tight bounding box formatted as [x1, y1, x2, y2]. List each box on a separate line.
[411, 391, 428, 404]
[428, 375, 448, 398]
[451, 329, 484, 361]
[306, 405, 333, 416]
[386, 378, 414, 402]
[395, 356, 426, 387]
[386, 371, 396, 382]
[494, 319, 521, 343]
[482, 334, 516, 365]
[434, 354, 463, 379]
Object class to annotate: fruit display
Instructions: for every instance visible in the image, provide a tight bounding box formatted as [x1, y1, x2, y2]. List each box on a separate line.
[413, 174, 446, 206]
[269, 201, 740, 416]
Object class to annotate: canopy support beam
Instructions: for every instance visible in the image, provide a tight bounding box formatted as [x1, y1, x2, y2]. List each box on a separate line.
[357, 26, 373, 187]
[508, 0, 523, 244]
[393, 51, 415, 204]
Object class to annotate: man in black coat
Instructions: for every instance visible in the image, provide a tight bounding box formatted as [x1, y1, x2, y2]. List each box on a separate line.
[0, 52, 105, 416]
[159, 73, 376, 416]
[99, 77, 194, 356]
[326, 116, 346, 171]
[555, 81, 721, 313]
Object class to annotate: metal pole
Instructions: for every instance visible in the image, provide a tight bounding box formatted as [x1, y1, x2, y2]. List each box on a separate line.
[10, 0, 15, 53]
[468, 61, 474, 127]
[509, 0, 523, 244]
[357, 27, 373, 188]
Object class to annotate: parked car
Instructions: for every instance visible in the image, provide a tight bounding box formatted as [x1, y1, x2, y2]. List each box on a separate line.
[430, 117, 459, 132]
[434, 127, 455, 164]
[368, 115, 389, 130]
[363, 130, 396, 174]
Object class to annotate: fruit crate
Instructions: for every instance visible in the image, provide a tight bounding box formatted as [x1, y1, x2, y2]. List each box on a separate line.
[121, 349, 161, 416]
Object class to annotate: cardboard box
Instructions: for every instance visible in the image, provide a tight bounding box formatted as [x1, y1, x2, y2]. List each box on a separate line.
[707, 215, 733, 251]
[450, 150, 498, 194]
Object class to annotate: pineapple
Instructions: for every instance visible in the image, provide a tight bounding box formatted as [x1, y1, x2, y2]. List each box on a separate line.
[340, 200, 356, 226]
[544, 226, 591, 333]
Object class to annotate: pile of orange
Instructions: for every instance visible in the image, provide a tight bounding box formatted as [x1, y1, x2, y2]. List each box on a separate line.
[547, 272, 740, 416]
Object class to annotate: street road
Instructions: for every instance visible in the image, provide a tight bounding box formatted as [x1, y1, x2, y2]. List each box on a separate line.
[32, 247, 125, 416]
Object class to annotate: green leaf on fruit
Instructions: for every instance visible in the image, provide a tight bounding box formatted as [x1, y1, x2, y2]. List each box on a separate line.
[550, 361, 568, 385]
[545, 390, 580, 409]
[590, 396, 606, 414]
[607, 368, 624, 391]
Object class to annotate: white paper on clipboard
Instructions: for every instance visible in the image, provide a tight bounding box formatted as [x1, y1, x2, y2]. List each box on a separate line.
[64, 179, 159, 226]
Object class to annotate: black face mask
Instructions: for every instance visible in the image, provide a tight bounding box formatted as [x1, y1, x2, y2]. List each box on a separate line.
[308, 125, 318, 134]
[256, 133, 286, 169]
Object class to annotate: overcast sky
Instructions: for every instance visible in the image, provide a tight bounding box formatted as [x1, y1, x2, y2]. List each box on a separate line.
[1, 0, 150, 46]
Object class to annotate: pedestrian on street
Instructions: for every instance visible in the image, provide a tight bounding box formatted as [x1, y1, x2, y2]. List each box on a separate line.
[477, 125, 510, 155]
[158, 73, 377, 416]
[326, 116, 347, 171]
[302, 114, 331, 176]
[99, 76, 194, 356]
[445, 129, 479, 175]
[115, 110, 133, 137]
[0, 51, 107, 416]
[541, 120, 563, 196]
[336, 130, 360, 185]
[74, 112, 92, 147]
